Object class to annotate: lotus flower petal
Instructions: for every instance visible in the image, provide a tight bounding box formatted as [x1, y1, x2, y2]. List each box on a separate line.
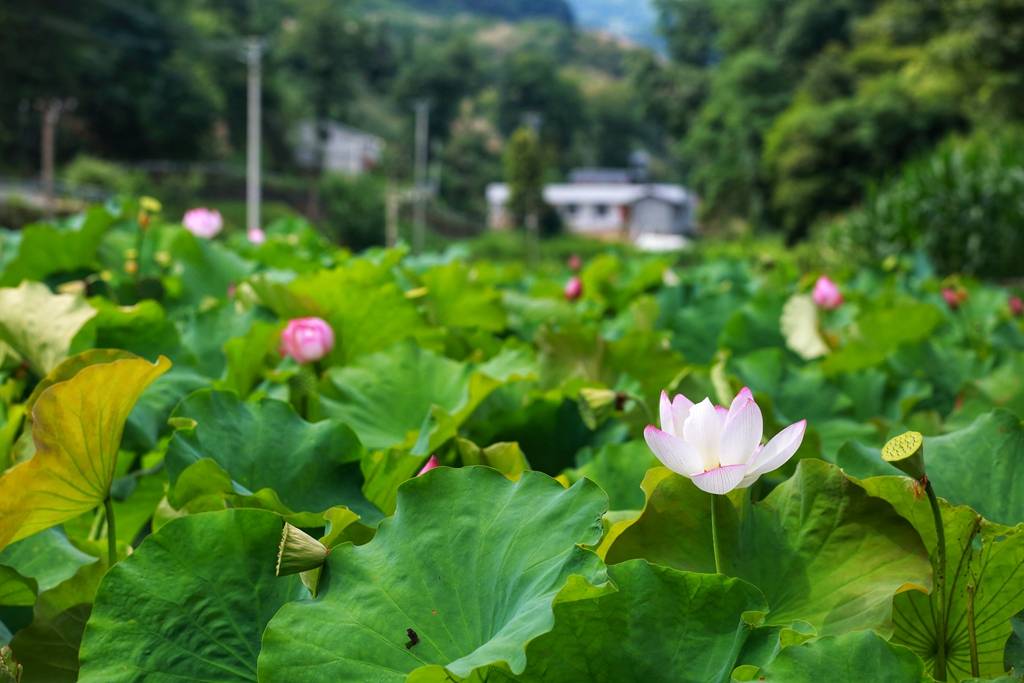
[643, 426, 702, 476]
[691, 464, 747, 495]
[659, 391, 676, 436]
[746, 420, 807, 478]
[659, 392, 693, 436]
[720, 391, 763, 467]
[683, 399, 722, 470]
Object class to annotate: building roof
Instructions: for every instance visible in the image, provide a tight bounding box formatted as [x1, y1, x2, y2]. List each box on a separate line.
[568, 168, 638, 184]
[487, 182, 689, 206]
[295, 119, 384, 145]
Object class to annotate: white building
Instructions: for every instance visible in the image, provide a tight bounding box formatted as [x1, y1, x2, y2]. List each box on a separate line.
[293, 121, 383, 175]
[486, 171, 697, 248]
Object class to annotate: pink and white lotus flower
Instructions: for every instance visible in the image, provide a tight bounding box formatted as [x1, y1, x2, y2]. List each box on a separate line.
[417, 455, 440, 476]
[247, 227, 267, 244]
[280, 317, 335, 364]
[812, 275, 843, 309]
[644, 388, 806, 495]
[182, 208, 223, 239]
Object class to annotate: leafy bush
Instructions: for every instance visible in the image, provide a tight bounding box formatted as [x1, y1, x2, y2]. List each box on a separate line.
[62, 155, 145, 197]
[829, 129, 1024, 277]
[318, 172, 387, 250]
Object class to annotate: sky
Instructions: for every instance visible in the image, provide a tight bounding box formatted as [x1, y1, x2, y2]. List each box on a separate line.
[566, 0, 661, 49]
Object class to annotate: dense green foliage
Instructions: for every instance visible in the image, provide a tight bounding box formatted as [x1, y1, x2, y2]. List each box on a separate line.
[645, 0, 1024, 246]
[0, 200, 1023, 681]
[0, 0, 654, 228]
[828, 129, 1024, 279]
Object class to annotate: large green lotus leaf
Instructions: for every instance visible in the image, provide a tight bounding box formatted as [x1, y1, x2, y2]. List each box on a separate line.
[84, 298, 181, 364]
[0, 566, 35, 607]
[177, 301, 265, 378]
[257, 467, 607, 681]
[320, 342, 531, 453]
[166, 389, 379, 520]
[739, 630, 929, 682]
[123, 366, 209, 453]
[4, 537, 109, 681]
[218, 320, 281, 397]
[822, 301, 942, 375]
[507, 560, 766, 683]
[536, 326, 683, 405]
[923, 410, 1024, 526]
[79, 509, 304, 682]
[561, 440, 659, 510]
[0, 405, 25, 472]
[0, 282, 96, 376]
[0, 206, 113, 286]
[10, 603, 89, 683]
[0, 354, 170, 549]
[607, 460, 932, 636]
[0, 529, 96, 594]
[861, 476, 1024, 682]
[249, 262, 432, 365]
[160, 457, 376, 540]
[463, 386, 592, 476]
[168, 229, 255, 305]
[420, 262, 506, 332]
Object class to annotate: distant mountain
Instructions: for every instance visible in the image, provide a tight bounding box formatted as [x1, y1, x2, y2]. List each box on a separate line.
[389, 0, 573, 23]
[566, 0, 661, 49]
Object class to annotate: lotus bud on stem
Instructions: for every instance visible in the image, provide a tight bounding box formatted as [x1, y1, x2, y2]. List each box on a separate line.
[882, 431, 947, 681]
[276, 523, 329, 577]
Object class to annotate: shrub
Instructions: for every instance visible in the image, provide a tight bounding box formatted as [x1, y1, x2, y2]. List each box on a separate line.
[319, 172, 386, 250]
[62, 155, 145, 197]
[828, 129, 1024, 277]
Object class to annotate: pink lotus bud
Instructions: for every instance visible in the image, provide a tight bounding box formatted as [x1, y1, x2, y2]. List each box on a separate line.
[564, 276, 583, 301]
[567, 254, 582, 272]
[247, 227, 267, 244]
[182, 208, 223, 239]
[812, 276, 842, 310]
[1010, 296, 1023, 317]
[280, 317, 335, 364]
[942, 288, 966, 310]
[417, 455, 439, 476]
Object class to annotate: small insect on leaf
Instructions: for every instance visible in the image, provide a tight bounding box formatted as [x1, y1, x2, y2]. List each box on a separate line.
[405, 628, 419, 649]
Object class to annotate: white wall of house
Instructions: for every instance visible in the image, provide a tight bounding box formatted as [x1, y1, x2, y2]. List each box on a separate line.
[294, 121, 383, 175]
[486, 182, 695, 237]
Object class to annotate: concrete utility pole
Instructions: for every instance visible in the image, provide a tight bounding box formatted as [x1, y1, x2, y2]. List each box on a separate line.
[385, 186, 399, 248]
[38, 98, 72, 218]
[245, 37, 265, 235]
[413, 99, 430, 253]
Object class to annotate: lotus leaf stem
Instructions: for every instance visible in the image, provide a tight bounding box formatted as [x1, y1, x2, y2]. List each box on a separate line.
[104, 495, 117, 567]
[924, 480, 947, 681]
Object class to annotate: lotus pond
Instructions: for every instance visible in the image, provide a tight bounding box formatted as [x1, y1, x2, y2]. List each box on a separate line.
[1, 201, 1023, 682]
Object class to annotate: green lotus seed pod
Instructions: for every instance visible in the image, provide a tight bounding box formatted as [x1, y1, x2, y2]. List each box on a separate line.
[881, 431, 926, 480]
[276, 523, 329, 577]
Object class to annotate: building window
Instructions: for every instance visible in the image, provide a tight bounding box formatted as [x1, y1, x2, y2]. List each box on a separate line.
[594, 204, 609, 217]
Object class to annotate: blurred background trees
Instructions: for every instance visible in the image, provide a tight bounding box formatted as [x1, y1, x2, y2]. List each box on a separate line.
[0, 0, 1022, 273]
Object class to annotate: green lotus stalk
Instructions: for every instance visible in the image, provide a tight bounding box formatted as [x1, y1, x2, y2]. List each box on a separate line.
[104, 495, 117, 567]
[882, 431, 947, 681]
[710, 494, 723, 574]
[923, 478, 947, 681]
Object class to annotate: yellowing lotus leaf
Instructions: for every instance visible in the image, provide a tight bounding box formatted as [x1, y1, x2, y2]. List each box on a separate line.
[0, 353, 171, 550]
